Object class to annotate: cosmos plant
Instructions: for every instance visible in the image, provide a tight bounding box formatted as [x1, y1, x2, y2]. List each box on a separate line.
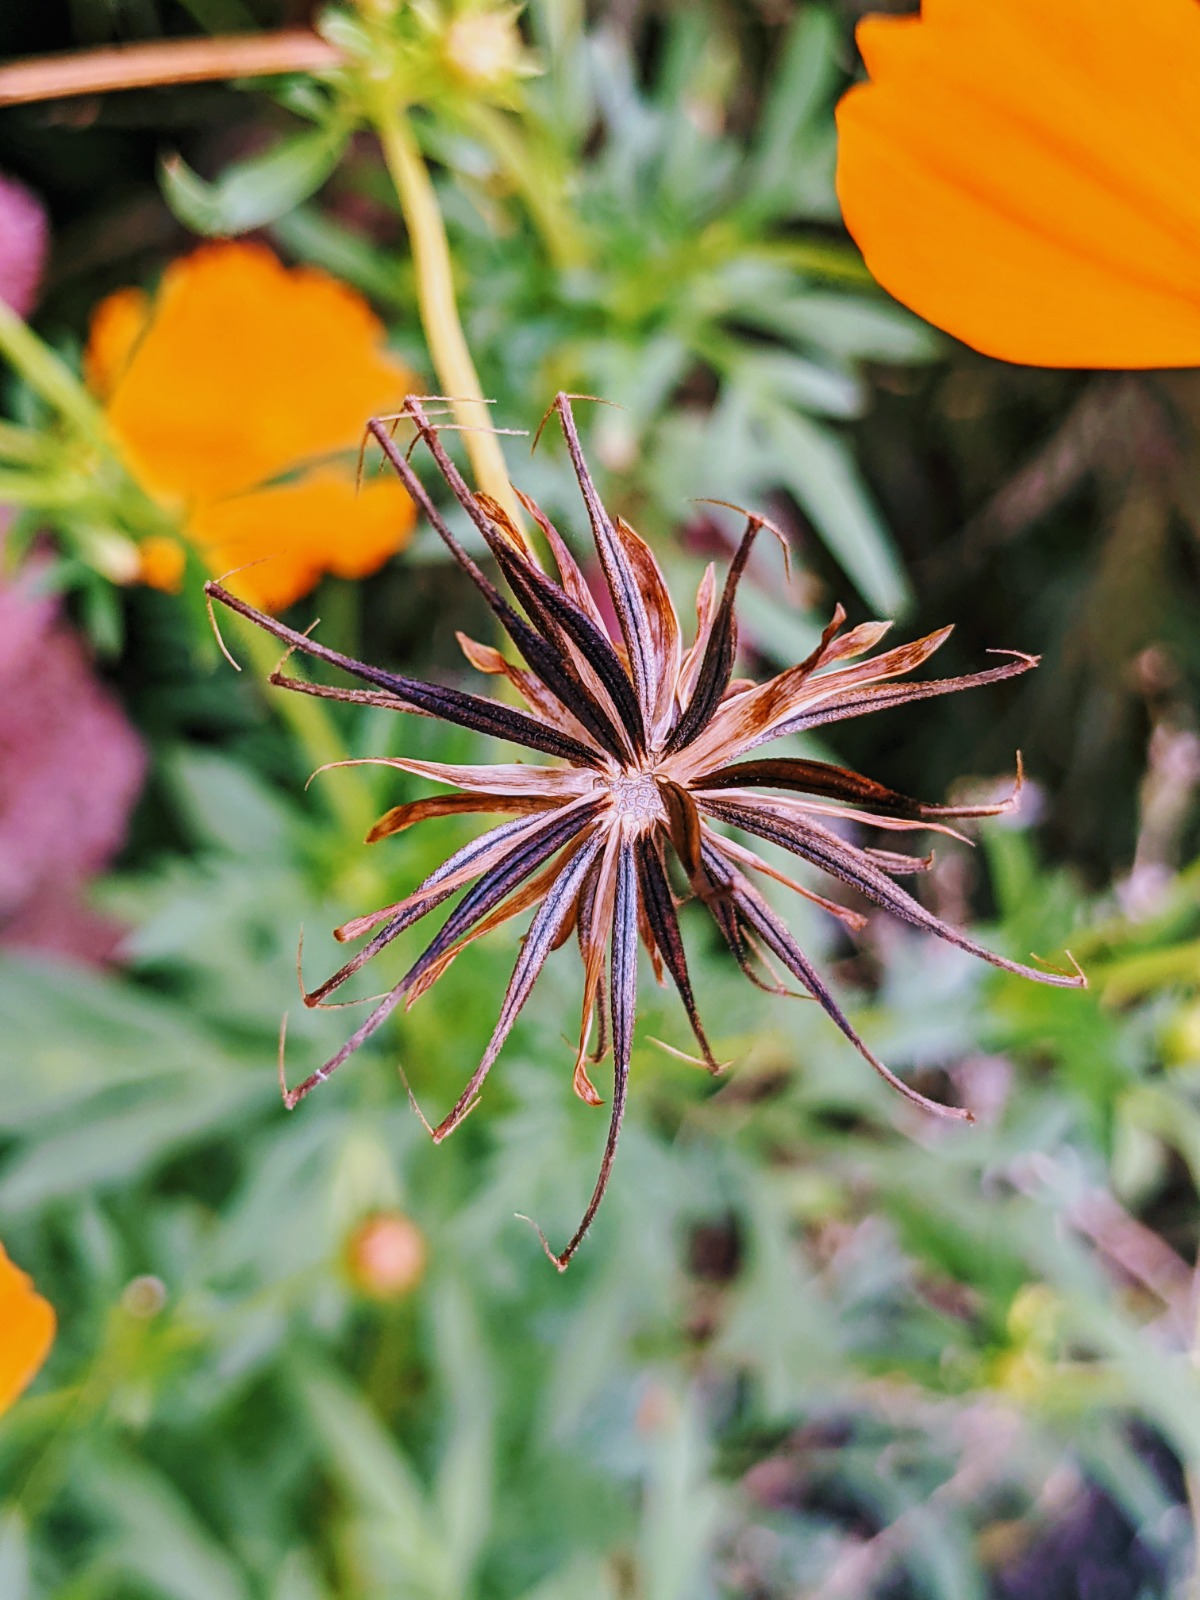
[207, 395, 1084, 1268]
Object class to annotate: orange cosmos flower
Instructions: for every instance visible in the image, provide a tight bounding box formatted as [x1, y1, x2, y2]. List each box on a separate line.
[0, 1241, 55, 1414]
[835, 0, 1200, 369]
[86, 242, 417, 610]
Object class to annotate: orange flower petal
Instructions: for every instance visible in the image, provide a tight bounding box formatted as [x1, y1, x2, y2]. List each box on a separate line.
[84, 286, 152, 401]
[189, 468, 416, 612]
[0, 1242, 55, 1414]
[836, 0, 1200, 368]
[91, 241, 414, 502]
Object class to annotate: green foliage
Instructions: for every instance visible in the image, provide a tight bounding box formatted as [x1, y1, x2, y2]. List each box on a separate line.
[4, 723, 1200, 1596]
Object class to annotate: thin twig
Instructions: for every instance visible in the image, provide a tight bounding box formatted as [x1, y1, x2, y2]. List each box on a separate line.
[0, 30, 341, 107]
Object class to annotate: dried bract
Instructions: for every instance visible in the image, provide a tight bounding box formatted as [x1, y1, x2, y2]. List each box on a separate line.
[206, 395, 1084, 1268]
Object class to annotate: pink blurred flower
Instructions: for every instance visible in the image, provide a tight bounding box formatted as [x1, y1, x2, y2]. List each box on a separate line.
[0, 172, 49, 319]
[0, 565, 145, 963]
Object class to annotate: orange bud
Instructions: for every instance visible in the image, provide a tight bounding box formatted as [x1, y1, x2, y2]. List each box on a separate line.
[138, 535, 187, 593]
[345, 1212, 426, 1300]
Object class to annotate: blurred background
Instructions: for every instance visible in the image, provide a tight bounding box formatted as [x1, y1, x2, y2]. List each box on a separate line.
[2, 2, 1200, 1596]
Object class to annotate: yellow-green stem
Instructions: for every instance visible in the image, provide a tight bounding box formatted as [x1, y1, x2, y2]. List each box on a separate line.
[0, 298, 105, 440]
[371, 100, 522, 527]
[0, 420, 42, 462]
[236, 617, 376, 842]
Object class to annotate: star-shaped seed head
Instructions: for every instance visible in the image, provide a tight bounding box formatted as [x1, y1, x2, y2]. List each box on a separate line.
[206, 394, 1084, 1269]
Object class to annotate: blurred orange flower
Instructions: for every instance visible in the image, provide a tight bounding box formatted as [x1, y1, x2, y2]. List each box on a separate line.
[835, 0, 1200, 369]
[0, 1241, 55, 1414]
[86, 242, 418, 610]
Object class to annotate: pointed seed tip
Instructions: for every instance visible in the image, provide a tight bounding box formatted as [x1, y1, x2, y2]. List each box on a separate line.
[514, 1213, 569, 1271]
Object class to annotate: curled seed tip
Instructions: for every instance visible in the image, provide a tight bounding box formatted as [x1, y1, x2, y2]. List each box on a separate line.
[418, 422, 528, 437]
[532, 390, 624, 455]
[1011, 748, 1025, 802]
[395, 1061, 437, 1138]
[204, 583, 241, 673]
[924, 1095, 973, 1123]
[557, 391, 623, 408]
[312, 992, 388, 1011]
[277, 1014, 300, 1109]
[304, 753, 387, 792]
[270, 616, 320, 689]
[571, 1050, 605, 1105]
[431, 1094, 483, 1145]
[514, 1213, 570, 1272]
[692, 498, 790, 569]
[204, 565, 281, 674]
[531, 396, 558, 455]
[648, 1036, 730, 1074]
[211, 556, 282, 586]
[1031, 948, 1087, 987]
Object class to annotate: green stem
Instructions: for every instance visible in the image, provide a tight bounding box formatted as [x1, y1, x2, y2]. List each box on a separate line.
[0, 298, 105, 439]
[235, 616, 376, 842]
[370, 99, 522, 526]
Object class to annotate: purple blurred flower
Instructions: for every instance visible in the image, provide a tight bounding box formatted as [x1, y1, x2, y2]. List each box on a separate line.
[0, 172, 49, 319]
[0, 563, 145, 963]
[0, 174, 130, 961]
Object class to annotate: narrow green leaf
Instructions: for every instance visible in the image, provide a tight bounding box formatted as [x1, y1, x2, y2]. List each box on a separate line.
[164, 748, 298, 862]
[85, 1454, 250, 1600]
[431, 1278, 493, 1594]
[0, 1078, 264, 1212]
[159, 124, 349, 238]
[752, 292, 941, 364]
[295, 1361, 452, 1594]
[0, 1512, 31, 1600]
[749, 8, 840, 206]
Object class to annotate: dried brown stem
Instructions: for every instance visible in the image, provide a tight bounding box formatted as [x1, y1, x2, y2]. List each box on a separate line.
[0, 31, 341, 107]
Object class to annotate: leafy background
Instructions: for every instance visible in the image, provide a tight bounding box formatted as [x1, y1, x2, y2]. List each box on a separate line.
[3, 2, 1200, 1597]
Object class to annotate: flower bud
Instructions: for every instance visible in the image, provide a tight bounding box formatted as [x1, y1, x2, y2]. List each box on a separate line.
[138, 536, 187, 594]
[442, 8, 525, 90]
[345, 1211, 426, 1300]
[121, 1275, 167, 1318]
